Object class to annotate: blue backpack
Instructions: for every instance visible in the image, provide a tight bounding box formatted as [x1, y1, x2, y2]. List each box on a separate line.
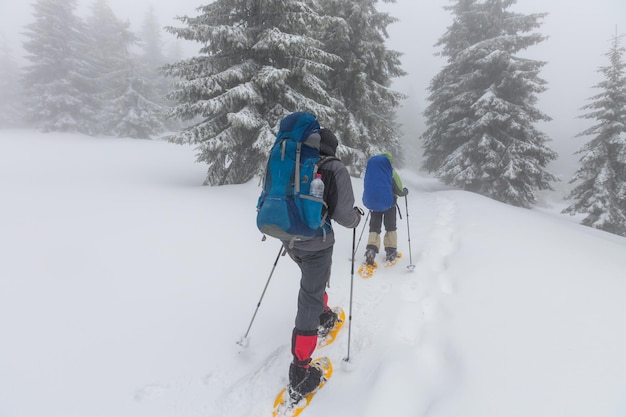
[256, 112, 331, 246]
[363, 154, 394, 212]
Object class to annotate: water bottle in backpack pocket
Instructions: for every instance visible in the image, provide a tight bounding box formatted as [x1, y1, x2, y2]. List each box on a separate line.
[300, 173, 325, 230]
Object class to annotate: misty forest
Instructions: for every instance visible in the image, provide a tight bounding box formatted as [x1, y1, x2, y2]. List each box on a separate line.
[1, 0, 626, 237]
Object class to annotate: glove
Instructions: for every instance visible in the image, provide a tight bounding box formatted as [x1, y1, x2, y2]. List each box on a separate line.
[403, 187, 409, 196]
[353, 206, 364, 227]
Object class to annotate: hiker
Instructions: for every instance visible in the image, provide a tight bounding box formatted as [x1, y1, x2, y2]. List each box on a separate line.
[362, 152, 408, 265]
[284, 127, 361, 398]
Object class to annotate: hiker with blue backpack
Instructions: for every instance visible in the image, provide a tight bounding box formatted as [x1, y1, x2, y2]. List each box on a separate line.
[362, 152, 408, 266]
[256, 112, 361, 400]
[284, 127, 361, 398]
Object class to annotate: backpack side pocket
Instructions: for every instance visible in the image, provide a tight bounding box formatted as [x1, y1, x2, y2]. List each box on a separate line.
[299, 194, 324, 230]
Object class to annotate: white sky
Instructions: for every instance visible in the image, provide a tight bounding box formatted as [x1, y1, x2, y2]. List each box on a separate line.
[1, 0, 625, 177]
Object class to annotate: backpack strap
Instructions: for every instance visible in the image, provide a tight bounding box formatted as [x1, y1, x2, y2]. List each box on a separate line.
[314, 155, 339, 175]
[294, 142, 304, 195]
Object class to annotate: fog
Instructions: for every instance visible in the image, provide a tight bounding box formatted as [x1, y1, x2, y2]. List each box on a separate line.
[1, 0, 625, 179]
[377, 0, 626, 178]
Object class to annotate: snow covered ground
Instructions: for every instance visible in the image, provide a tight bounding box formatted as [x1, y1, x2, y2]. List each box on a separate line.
[1, 130, 626, 417]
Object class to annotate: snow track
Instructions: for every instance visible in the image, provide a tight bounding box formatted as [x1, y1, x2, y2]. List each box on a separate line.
[128, 186, 469, 417]
[189, 187, 468, 417]
[344, 191, 461, 417]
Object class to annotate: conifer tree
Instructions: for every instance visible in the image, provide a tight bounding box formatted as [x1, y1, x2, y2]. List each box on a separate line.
[139, 6, 166, 70]
[163, 0, 339, 185]
[85, 0, 165, 138]
[421, 0, 557, 208]
[317, 0, 406, 175]
[22, 0, 95, 133]
[103, 62, 169, 139]
[137, 6, 179, 132]
[562, 32, 626, 236]
[0, 38, 24, 127]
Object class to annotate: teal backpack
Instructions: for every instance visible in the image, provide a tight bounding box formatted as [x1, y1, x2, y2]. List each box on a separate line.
[256, 112, 330, 246]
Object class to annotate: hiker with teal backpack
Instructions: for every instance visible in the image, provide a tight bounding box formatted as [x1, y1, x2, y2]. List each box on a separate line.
[362, 152, 408, 266]
[256, 112, 361, 401]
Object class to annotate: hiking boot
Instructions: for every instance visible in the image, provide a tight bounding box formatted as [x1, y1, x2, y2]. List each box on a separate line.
[385, 248, 398, 262]
[288, 361, 323, 400]
[365, 248, 376, 266]
[318, 308, 338, 338]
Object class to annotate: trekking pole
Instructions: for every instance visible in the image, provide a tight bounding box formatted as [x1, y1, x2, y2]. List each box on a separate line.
[237, 244, 285, 347]
[343, 210, 360, 367]
[404, 194, 416, 270]
[351, 210, 370, 261]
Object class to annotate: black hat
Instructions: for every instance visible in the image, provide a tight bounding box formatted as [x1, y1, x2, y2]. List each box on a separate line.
[319, 128, 338, 156]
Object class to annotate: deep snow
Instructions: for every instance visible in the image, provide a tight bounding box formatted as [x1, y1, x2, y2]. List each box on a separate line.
[1, 130, 626, 417]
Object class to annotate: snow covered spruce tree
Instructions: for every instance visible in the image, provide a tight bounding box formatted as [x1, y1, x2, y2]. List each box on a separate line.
[0, 40, 24, 128]
[22, 0, 96, 133]
[562, 32, 626, 236]
[136, 6, 179, 133]
[317, 0, 406, 174]
[103, 61, 169, 139]
[84, 0, 166, 139]
[164, 0, 339, 185]
[421, 0, 557, 208]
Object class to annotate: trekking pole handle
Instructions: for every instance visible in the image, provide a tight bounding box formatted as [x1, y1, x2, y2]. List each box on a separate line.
[352, 209, 369, 260]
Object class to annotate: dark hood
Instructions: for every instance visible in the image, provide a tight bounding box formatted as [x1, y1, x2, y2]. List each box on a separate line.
[319, 128, 338, 157]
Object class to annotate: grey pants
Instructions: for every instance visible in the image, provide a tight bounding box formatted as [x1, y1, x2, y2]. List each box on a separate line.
[368, 202, 398, 234]
[286, 245, 333, 331]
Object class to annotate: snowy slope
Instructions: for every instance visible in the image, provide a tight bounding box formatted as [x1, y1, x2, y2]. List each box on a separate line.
[1, 130, 626, 417]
